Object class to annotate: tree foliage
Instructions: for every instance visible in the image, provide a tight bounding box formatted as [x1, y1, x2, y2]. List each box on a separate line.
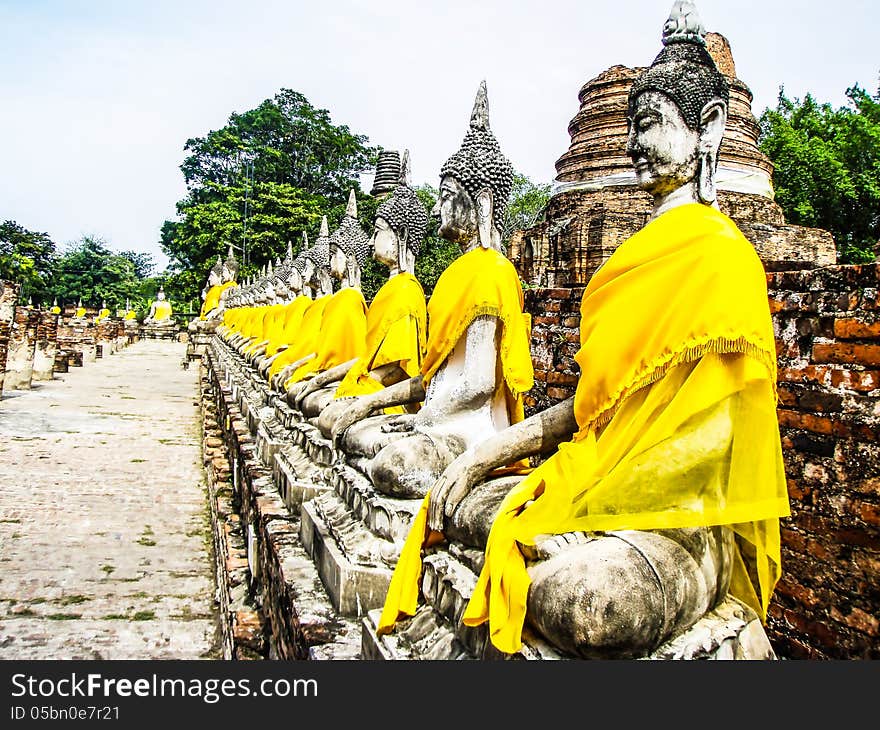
[50, 236, 149, 310]
[502, 172, 552, 244]
[162, 89, 378, 305]
[759, 84, 880, 263]
[0, 220, 57, 302]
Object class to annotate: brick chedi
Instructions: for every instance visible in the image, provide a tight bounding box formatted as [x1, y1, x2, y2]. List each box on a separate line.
[508, 32, 836, 287]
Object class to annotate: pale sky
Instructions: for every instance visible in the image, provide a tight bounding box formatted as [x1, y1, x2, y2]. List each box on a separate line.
[1, 0, 877, 272]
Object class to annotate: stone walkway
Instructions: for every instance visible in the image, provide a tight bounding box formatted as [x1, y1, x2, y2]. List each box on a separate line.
[0, 339, 221, 659]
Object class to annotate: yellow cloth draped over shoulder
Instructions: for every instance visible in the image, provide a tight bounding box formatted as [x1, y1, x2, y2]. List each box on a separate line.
[377, 245, 535, 636]
[74, 307, 86, 319]
[95, 308, 110, 322]
[285, 288, 367, 386]
[152, 300, 172, 321]
[265, 295, 311, 358]
[244, 303, 285, 355]
[268, 295, 327, 381]
[378, 203, 790, 654]
[200, 281, 236, 319]
[334, 273, 427, 413]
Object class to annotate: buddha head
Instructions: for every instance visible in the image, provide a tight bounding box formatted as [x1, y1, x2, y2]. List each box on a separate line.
[222, 243, 239, 284]
[626, 0, 729, 208]
[304, 215, 333, 297]
[373, 150, 429, 275]
[208, 256, 224, 288]
[329, 190, 371, 289]
[434, 81, 514, 252]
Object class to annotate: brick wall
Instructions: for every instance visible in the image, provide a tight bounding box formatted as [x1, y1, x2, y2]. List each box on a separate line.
[521, 262, 880, 659]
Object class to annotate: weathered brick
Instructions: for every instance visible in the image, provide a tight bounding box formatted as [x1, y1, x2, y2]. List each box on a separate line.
[546, 386, 575, 400]
[546, 371, 578, 386]
[533, 315, 559, 326]
[834, 318, 880, 340]
[813, 342, 880, 367]
[561, 316, 580, 328]
[830, 606, 880, 637]
[829, 368, 880, 392]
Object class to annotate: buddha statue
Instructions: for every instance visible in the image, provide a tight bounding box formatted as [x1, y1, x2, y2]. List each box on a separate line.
[73, 300, 87, 321]
[329, 82, 533, 503]
[376, 1, 790, 660]
[285, 190, 371, 414]
[144, 288, 174, 326]
[256, 236, 314, 380]
[95, 301, 110, 322]
[309, 151, 429, 437]
[269, 218, 335, 390]
[50, 299, 61, 315]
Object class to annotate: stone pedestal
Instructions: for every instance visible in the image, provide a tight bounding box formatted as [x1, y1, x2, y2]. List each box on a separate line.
[0, 280, 19, 394]
[3, 306, 40, 391]
[32, 311, 59, 381]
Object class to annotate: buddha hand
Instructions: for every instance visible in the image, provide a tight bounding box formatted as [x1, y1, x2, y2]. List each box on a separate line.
[427, 449, 479, 532]
[330, 399, 374, 448]
[519, 531, 595, 562]
[378, 415, 415, 434]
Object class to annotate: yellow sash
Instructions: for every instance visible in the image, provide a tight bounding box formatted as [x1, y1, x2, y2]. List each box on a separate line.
[286, 288, 367, 385]
[380, 204, 790, 654]
[334, 273, 427, 410]
[269, 295, 328, 380]
[265, 296, 311, 357]
[200, 281, 235, 319]
[377, 246, 535, 636]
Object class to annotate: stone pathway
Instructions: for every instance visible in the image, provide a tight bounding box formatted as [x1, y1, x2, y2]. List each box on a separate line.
[0, 339, 221, 659]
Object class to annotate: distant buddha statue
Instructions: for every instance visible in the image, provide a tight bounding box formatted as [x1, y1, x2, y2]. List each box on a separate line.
[329, 82, 533, 501]
[378, 1, 790, 659]
[73, 300, 87, 320]
[144, 288, 174, 326]
[269, 218, 335, 389]
[124, 299, 137, 321]
[311, 150, 429, 435]
[284, 190, 370, 408]
[95, 301, 110, 322]
[50, 299, 61, 315]
[256, 235, 314, 380]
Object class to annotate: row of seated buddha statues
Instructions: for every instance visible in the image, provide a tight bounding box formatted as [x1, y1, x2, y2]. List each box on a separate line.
[207, 0, 790, 660]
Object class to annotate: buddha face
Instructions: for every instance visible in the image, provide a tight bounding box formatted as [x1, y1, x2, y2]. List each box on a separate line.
[330, 244, 347, 280]
[626, 90, 701, 198]
[287, 268, 303, 295]
[433, 175, 478, 246]
[372, 216, 398, 268]
[208, 269, 222, 287]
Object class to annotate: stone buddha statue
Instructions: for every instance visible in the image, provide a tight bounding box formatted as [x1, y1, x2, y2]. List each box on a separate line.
[376, 1, 790, 660]
[144, 288, 174, 326]
[270, 218, 335, 391]
[50, 299, 61, 315]
[329, 82, 533, 503]
[283, 190, 370, 406]
[95, 301, 110, 322]
[256, 235, 313, 380]
[73, 300, 87, 321]
[310, 150, 429, 436]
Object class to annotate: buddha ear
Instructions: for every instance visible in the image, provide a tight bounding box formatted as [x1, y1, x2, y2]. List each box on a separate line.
[476, 187, 494, 249]
[698, 100, 727, 205]
[397, 224, 409, 265]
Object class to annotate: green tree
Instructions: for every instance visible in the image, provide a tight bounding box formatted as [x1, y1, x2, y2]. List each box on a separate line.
[0, 220, 57, 303]
[759, 84, 880, 263]
[162, 89, 378, 304]
[50, 236, 144, 309]
[501, 172, 552, 244]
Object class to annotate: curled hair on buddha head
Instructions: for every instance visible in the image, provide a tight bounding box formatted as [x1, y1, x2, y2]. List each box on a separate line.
[305, 215, 331, 270]
[627, 1, 729, 132]
[223, 243, 239, 281]
[210, 255, 223, 279]
[329, 190, 371, 267]
[375, 150, 429, 257]
[440, 81, 514, 229]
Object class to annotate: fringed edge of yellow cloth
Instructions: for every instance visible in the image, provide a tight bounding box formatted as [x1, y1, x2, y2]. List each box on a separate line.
[422, 303, 532, 398]
[584, 336, 778, 434]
